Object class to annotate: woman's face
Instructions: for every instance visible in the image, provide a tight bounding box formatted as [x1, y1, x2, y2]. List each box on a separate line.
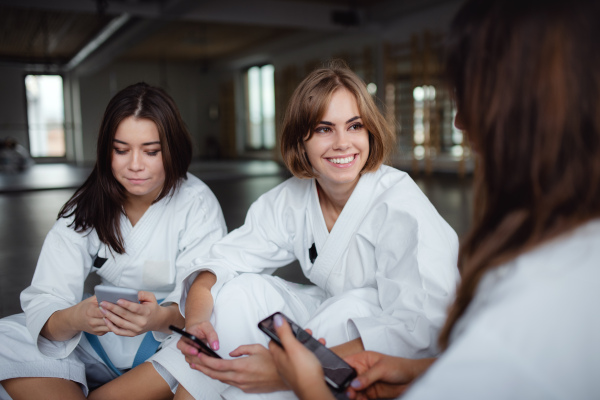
[111, 116, 166, 203]
[304, 88, 369, 192]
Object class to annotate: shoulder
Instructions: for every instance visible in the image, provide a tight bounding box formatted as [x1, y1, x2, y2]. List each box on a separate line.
[370, 165, 428, 202]
[169, 173, 221, 211]
[456, 220, 600, 355]
[365, 165, 441, 222]
[253, 175, 312, 207]
[45, 213, 99, 248]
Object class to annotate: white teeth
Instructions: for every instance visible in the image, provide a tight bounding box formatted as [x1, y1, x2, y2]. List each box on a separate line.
[329, 156, 354, 164]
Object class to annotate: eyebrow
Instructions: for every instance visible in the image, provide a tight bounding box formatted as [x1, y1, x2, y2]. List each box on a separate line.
[318, 116, 361, 126]
[113, 139, 161, 146]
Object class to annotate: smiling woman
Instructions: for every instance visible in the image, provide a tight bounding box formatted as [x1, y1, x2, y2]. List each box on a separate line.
[160, 62, 460, 400]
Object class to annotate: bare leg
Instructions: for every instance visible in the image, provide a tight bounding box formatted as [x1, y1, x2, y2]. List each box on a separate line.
[88, 362, 173, 400]
[173, 384, 195, 400]
[3, 377, 86, 400]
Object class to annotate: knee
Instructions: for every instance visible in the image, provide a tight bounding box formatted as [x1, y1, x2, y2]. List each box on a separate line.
[216, 274, 271, 303]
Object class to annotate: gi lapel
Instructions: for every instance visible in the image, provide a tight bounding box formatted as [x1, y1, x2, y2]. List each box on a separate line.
[309, 172, 377, 289]
[97, 199, 165, 284]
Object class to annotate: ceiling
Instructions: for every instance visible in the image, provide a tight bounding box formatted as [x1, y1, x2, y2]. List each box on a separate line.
[0, 0, 455, 74]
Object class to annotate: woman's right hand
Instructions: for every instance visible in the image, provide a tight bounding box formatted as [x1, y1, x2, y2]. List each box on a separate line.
[76, 295, 111, 335]
[176, 320, 220, 367]
[344, 352, 436, 400]
[41, 296, 109, 341]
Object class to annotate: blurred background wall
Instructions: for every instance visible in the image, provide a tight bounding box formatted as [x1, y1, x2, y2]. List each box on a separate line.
[0, 0, 469, 175]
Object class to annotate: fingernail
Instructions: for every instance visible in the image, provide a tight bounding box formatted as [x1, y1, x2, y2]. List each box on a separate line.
[100, 307, 107, 315]
[212, 341, 219, 350]
[274, 314, 283, 328]
[351, 379, 361, 389]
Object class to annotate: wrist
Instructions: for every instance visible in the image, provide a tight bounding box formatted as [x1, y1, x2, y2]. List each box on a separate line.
[156, 304, 183, 333]
[409, 357, 436, 381]
[296, 381, 332, 400]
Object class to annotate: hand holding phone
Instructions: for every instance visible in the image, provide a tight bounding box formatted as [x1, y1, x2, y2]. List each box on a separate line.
[258, 312, 357, 391]
[169, 325, 222, 358]
[94, 285, 139, 305]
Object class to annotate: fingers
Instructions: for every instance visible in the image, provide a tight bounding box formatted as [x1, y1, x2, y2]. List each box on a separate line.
[100, 304, 143, 336]
[229, 344, 264, 358]
[187, 322, 220, 352]
[301, 328, 326, 345]
[100, 301, 134, 318]
[177, 336, 200, 357]
[273, 314, 295, 349]
[137, 290, 157, 305]
[350, 361, 387, 392]
[268, 339, 288, 366]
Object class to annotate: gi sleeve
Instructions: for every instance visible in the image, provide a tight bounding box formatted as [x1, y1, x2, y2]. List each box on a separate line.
[20, 217, 95, 358]
[179, 186, 299, 314]
[349, 206, 459, 359]
[154, 185, 227, 340]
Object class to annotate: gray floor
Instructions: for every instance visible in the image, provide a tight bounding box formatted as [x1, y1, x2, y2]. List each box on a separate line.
[0, 160, 472, 318]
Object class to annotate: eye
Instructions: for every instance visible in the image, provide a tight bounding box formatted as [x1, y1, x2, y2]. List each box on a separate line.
[349, 123, 364, 131]
[114, 148, 127, 155]
[146, 150, 160, 156]
[314, 126, 332, 134]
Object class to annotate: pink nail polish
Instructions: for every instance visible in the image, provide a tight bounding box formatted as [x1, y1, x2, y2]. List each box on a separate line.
[212, 341, 219, 350]
[274, 314, 283, 328]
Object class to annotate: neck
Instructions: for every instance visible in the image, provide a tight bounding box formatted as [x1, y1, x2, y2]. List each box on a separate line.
[123, 187, 161, 226]
[316, 177, 359, 231]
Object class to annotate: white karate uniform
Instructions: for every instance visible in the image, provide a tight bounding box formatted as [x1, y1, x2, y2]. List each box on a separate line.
[155, 165, 459, 400]
[402, 218, 600, 400]
[0, 173, 226, 398]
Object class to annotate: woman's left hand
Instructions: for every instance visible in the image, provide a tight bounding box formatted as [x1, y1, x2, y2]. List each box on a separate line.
[187, 343, 288, 393]
[268, 314, 334, 400]
[100, 291, 169, 336]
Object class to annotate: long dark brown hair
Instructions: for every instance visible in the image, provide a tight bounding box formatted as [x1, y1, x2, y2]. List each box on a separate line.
[439, 0, 600, 349]
[59, 82, 192, 254]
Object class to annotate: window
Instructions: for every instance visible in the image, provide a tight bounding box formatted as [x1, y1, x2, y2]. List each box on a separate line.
[246, 64, 275, 150]
[24, 75, 66, 157]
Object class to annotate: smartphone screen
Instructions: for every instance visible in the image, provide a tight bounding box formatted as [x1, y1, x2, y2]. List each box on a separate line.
[258, 312, 357, 391]
[168, 325, 222, 359]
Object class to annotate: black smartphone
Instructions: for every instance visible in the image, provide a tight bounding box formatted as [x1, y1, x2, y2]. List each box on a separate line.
[168, 325, 222, 359]
[258, 312, 357, 391]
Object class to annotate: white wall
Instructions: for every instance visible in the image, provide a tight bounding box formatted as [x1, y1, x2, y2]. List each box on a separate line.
[75, 61, 217, 164]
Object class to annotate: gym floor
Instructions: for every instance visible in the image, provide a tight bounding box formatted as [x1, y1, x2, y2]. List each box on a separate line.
[0, 160, 472, 318]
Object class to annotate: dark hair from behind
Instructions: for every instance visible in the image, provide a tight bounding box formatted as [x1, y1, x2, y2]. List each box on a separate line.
[439, 0, 600, 349]
[280, 60, 395, 178]
[59, 82, 192, 254]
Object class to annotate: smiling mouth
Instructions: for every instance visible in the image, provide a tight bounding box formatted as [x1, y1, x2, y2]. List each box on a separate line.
[327, 155, 356, 165]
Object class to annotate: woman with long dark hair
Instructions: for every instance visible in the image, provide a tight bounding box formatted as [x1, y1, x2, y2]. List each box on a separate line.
[0, 82, 226, 400]
[268, 0, 600, 399]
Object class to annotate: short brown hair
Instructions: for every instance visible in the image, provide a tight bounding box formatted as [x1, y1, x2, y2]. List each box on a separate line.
[281, 61, 395, 179]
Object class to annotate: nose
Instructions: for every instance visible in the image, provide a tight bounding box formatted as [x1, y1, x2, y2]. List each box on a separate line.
[128, 151, 144, 171]
[332, 131, 350, 151]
